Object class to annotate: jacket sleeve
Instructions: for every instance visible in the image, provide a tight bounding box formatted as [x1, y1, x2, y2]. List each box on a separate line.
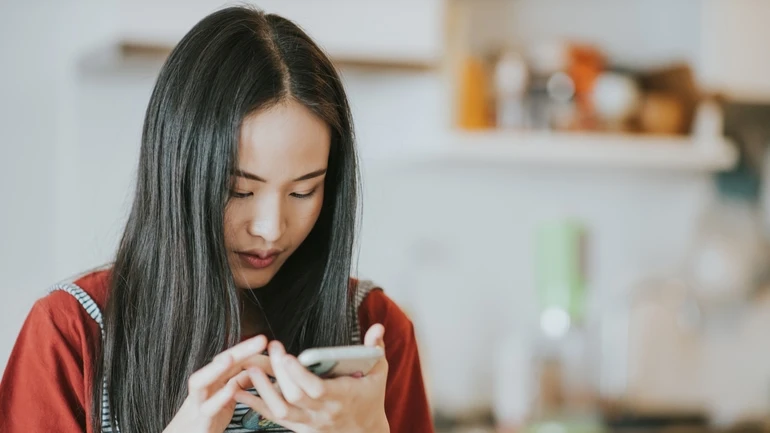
[359, 290, 434, 433]
[0, 292, 93, 432]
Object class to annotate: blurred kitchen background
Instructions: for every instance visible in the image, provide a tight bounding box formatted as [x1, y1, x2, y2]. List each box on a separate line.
[5, 0, 770, 432]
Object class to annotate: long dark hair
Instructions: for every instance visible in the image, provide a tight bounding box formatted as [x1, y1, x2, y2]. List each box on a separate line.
[94, 7, 358, 432]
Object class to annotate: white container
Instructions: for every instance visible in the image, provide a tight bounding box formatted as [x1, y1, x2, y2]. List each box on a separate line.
[494, 50, 529, 129]
[493, 333, 534, 429]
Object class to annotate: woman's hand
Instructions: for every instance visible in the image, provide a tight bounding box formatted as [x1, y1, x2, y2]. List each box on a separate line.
[236, 324, 390, 433]
[163, 335, 272, 433]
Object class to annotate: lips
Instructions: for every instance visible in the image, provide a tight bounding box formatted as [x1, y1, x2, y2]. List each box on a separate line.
[237, 249, 281, 270]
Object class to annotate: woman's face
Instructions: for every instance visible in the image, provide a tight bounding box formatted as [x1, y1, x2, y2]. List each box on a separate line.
[225, 100, 330, 289]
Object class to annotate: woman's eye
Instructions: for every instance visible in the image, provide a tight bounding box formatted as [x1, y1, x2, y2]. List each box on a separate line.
[230, 190, 253, 199]
[290, 189, 316, 199]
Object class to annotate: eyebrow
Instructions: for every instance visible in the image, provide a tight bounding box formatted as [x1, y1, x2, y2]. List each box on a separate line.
[235, 168, 327, 183]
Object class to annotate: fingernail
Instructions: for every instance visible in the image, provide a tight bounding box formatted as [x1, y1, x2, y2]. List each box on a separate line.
[249, 336, 264, 349]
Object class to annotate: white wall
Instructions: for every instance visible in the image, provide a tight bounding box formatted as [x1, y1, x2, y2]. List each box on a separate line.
[505, 0, 703, 69]
[699, 0, 770, 101]
[457, 0, 701, 71]
[0, 4, 60, 365]
[118, 0, 445, 64]
[0, 0, 119, 372]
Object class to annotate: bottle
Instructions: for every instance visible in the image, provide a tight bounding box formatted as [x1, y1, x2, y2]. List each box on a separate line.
[458, 55, 493, 130]
[493, 332, 534, 432]
[531, 220, 598, 417]
[493, 49, 529, 129]
[527, 41, 574, 131]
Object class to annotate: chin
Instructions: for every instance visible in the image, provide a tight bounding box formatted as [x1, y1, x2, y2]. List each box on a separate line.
[233, 269, 276, 290]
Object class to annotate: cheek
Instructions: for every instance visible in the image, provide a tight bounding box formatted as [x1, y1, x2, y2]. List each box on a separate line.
[294, 193, 324, 236]
[223, 202, 245, 247]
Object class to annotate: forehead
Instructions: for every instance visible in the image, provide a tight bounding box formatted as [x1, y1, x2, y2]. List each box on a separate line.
[238, 100, 331, 179]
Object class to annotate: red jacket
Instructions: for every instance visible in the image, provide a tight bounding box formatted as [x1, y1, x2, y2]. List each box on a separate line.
[0, 270, 433, 432]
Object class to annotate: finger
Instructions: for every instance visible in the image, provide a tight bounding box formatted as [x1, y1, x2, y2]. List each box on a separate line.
[217, 335, 269, 365]
[188, 336, 267, 399]
[187, 352, 235, 401]
[235, 390, 274, 419]
[364, 323, 385, 348]
[233, 370, 254, 390]
[199, 377, 238, 416]
[232, 365, 277, 392]
[324, 356, 389, 399]
[205, 352, 273, 389]
[247, 366, 298, 421]
[268, 341, 311, 408]
[241, 354, 274, 379]
[234, 391, 302, 431]
[367, 354, 389, 377]
[282, 355, 326, 400]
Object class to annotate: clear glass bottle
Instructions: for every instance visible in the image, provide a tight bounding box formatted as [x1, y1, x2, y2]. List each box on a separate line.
[530, 220, 599, 419]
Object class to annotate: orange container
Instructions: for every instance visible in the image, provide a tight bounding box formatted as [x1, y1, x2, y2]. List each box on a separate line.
[457, 56, 493, 130]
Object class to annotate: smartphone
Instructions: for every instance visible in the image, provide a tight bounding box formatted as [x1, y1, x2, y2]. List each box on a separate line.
[241, 345, 384, 429]
[298, 345, 384, 378]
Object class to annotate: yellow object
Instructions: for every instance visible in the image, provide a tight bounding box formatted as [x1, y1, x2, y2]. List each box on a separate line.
[457, 56, 492, 130]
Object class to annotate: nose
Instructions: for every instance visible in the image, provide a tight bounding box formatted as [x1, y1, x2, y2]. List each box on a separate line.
[246, 193, 286, 243]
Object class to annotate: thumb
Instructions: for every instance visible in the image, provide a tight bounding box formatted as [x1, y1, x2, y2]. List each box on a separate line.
[364, 323, 385, 348]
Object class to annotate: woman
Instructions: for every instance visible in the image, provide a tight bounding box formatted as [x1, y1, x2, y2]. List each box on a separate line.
[0, 6, 432, 433]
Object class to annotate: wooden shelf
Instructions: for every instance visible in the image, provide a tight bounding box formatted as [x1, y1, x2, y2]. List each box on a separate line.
[119, 41, 439, 72]
[78, 41, 439, 77]
[113, 0, 445, 73]
[367, 130, 738, 172]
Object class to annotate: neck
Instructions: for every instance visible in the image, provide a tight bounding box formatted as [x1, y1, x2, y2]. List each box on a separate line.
[239, 290, 270, 338]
